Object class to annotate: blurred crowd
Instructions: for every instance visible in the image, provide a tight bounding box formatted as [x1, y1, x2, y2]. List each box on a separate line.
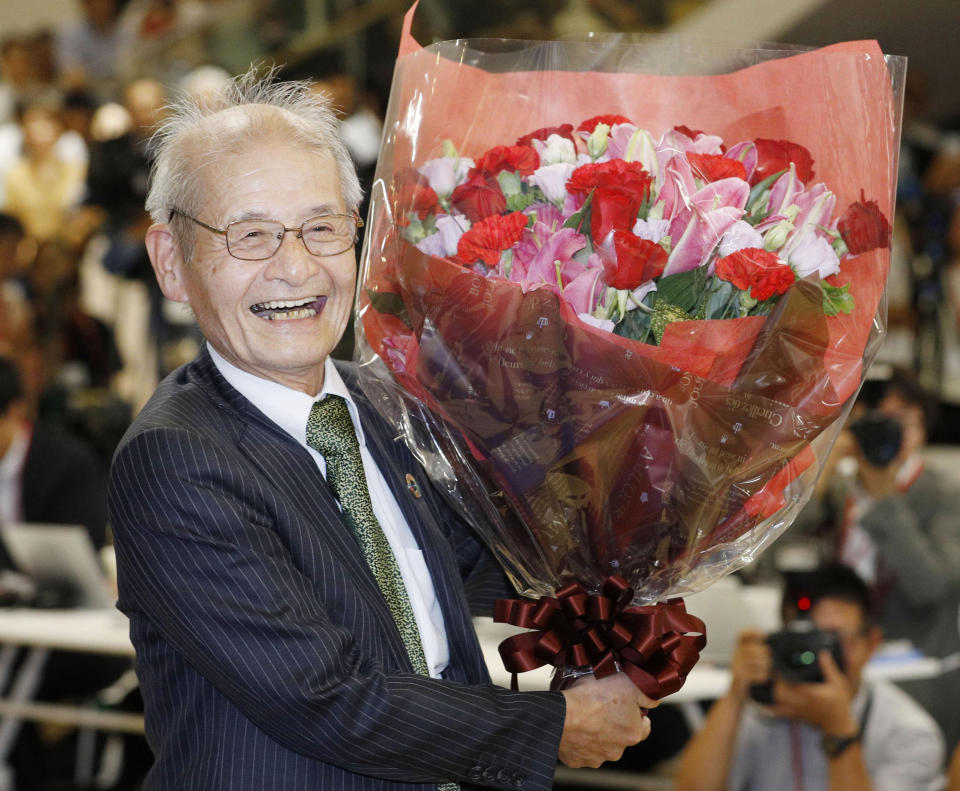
[0, 0, 386, 468]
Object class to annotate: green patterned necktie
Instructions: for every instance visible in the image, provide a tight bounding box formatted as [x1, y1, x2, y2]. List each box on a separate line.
[307, 395, 431, 676]
[307, 395, 460, 791]
[307, 397, 460, 791]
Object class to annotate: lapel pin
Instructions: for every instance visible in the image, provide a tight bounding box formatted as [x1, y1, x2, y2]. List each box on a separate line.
[405, 473, 422, 499]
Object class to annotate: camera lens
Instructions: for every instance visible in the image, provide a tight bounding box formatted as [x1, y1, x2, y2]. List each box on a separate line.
[791, 649, 817, 667]
[849, 411, 902, 467]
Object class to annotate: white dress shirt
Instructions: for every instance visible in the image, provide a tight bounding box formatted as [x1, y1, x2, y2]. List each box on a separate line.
[208, 344, 449, 677]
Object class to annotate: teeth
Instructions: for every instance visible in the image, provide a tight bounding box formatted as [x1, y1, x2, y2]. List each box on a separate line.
[266, 308, 317, 321]
[252, 297, 317, 312]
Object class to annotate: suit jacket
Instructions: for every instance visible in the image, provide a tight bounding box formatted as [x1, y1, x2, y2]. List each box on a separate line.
[108, 347, 565, 791]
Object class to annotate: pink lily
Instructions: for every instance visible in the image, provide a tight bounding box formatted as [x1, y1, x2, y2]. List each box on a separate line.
[663, 177, 750, 276]
[512, 223, 588, 291]
[562, 258, 606, 314]
[780, 182, 837, 260]
[725, 141, 758, 183]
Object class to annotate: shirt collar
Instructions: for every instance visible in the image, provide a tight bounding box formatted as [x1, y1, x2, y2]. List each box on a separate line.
[207, 343, 367, 449]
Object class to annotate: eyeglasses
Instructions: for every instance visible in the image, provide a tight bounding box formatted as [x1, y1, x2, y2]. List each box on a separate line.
[168, 209, 363, 260]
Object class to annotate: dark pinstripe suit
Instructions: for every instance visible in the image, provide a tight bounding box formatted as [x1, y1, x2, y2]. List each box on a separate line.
[108, 347, 565, 791]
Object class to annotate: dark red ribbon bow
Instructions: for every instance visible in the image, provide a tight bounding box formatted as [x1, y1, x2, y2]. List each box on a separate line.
[493, 576, 706, 699]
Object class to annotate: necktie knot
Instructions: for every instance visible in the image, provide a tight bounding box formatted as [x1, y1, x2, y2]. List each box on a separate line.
[306, 395, 358, 459]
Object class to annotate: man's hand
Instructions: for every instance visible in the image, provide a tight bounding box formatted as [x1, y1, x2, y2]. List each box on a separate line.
[558, 672, 657, 768]
[769, 650, 858, 736]
[728, 629, 771, 702]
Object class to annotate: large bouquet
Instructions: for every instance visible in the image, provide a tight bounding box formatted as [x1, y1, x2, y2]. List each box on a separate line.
[356, 6, 905, 695]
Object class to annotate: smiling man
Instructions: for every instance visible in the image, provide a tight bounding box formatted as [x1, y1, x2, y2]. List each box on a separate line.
[107, 70, 655, 791]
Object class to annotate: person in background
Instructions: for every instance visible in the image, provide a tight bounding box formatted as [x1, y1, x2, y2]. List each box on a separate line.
[0, 355, 108, 560]
[0, 353, 131, 789]
[108, 68, 655, 790]
[794, 366, 960, 747]
[674, 563, 944, 791]
[3, 101, 87, 243]
[56, 0, 136, 99]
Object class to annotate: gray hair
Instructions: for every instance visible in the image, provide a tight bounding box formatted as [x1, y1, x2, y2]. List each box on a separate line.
[145, 66, 364, 261]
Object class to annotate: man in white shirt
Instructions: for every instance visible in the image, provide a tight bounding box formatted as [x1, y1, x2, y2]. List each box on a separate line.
[674, 564, 945, 791]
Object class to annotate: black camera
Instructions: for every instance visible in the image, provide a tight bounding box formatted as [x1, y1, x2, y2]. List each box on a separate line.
[749, 623, 845, 704]
[848, 411, 902, 467]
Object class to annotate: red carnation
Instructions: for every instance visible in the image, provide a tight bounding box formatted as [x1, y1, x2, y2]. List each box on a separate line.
[516, 124, 576, 147]
[455, 212, 528, 268]
[450, 173, 507, 223]
[473, 145, 540, 177]
[604, 231, 668, 290]
[715, 247, 795, 302]
[687, 153, 747, 183]
[750, 138, 815, 186]
[395, 183, 439, 226]
[750, 264, 796, 302]
[577, 114, 633, 134]
[837, 191, 891, 255]
[567, 160, 652, 195]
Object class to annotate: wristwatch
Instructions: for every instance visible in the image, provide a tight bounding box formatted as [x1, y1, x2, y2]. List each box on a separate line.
[821, 732, 860, 759]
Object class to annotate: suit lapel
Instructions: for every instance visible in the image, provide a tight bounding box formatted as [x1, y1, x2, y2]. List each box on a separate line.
[186, 350, 408, 658]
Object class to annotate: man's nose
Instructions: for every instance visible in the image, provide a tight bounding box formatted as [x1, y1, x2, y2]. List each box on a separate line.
[263, 230, 316, 283]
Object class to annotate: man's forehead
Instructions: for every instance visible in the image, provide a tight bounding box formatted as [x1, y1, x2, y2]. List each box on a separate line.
[811, 597, 864, 628]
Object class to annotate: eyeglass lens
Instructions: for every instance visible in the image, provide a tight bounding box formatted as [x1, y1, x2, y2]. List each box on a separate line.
[226, 215, 357, 259]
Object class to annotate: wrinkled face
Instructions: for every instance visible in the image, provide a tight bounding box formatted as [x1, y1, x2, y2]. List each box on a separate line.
[173, 141, 356, 394]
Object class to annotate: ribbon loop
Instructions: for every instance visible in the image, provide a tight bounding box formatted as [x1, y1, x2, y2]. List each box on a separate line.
[494, 575, 707, 698]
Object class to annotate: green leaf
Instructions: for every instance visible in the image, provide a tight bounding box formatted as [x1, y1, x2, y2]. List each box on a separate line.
[505, 191, 537, 212]
[654, 266, 707, 313]
[822, 281, 855, 316]
[563, 191, 593, 232]
[744, 169, 786, 224]
[613, 305, 652, 344]
[366, 289, 412, 329]
[498, 170, 523, 196]
[703, 279, 737, 320]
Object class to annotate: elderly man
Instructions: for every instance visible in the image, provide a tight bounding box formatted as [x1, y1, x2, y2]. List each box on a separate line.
[107, 71, 654, 791]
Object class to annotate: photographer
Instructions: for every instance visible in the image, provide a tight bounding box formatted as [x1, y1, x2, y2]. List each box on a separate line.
[674, 564, 944, 791]
[795, 367, 960, 747]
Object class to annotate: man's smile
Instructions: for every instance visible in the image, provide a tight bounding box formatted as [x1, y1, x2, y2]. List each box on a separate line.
[249, 296, 327, 321]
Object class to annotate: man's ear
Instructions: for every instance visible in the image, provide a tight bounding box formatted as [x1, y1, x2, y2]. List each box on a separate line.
[145, 223, 189, 303]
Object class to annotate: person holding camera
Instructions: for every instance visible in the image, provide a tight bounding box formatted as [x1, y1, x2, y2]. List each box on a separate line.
[793, 367, 960, 748]
[674, 564, 945, 791]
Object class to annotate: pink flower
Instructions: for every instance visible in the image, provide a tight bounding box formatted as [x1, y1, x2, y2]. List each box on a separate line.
[718, 220, 764, 258]
[563, 263, 605, 314]
[664, 177, 750, 275]
[418, 156, 474, 198]
[632, 217, 670, 244]
[530, 162, 576, 204]
[512, 223, 588, 289]
[415, 214, 471, 258]
[786, 228, 840, 279]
